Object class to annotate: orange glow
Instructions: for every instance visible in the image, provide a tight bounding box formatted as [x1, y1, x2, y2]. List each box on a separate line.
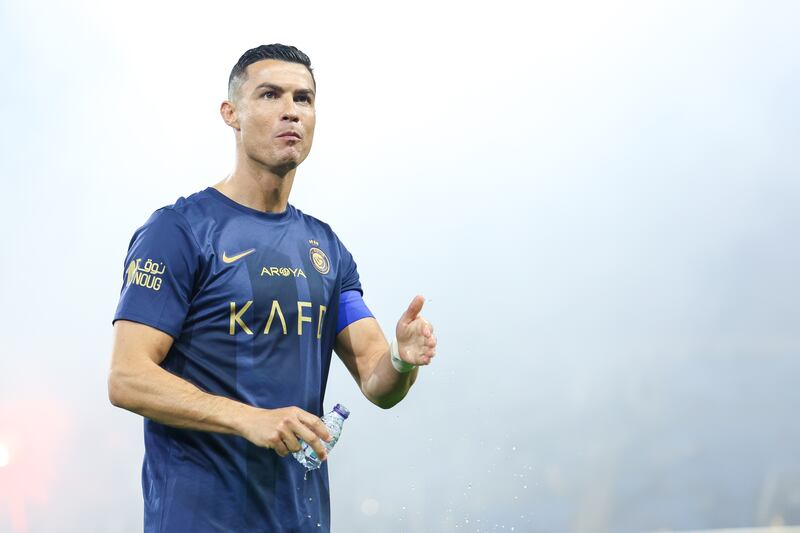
[0, 442, 10, 467]
[0, 396, 72, 533]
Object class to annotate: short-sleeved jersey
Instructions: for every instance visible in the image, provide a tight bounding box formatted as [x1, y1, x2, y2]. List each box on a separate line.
[113, 187, 363, 533]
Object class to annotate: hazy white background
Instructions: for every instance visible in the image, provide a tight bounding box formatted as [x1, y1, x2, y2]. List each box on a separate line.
[1, 1, 799, 532]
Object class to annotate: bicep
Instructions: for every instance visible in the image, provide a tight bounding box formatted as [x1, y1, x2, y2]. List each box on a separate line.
[334, 317, 388, 390]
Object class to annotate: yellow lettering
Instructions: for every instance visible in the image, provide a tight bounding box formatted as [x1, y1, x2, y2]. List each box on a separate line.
[126, 261, 137, 285]
[297, 301, 312, 336]
[229, 301, 253, 335]
[144, 274, 158, 289]
[264, 300, 288, 335]
[128, 267, 163, 292]
[317, 305, 327, 339]
[260, 266, 307, 278]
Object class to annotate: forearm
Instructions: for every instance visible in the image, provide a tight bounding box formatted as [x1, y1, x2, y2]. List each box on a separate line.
[363, 347, 419, 409]
[108, 361, 252, 436]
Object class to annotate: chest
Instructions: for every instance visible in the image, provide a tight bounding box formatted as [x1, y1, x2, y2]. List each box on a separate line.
[191, 225, 341, 339]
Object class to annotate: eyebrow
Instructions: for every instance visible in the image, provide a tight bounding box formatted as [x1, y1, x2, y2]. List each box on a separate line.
[252, 83, 315, 97]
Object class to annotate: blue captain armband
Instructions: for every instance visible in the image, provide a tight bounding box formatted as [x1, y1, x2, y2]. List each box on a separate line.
[337, 290, 374, 334]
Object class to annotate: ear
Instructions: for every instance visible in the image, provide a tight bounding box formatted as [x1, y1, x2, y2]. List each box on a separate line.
[220, 100, 240, 130]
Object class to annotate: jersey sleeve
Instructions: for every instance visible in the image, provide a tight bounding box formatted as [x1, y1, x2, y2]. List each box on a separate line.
[337, 237, 363, 295]
[113, 208, 202, 339]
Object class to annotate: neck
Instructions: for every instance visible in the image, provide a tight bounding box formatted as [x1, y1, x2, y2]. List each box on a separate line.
[214, 155, 296, 213]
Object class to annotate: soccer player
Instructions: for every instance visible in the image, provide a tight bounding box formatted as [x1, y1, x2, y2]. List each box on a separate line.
[108, 44, 438, 532]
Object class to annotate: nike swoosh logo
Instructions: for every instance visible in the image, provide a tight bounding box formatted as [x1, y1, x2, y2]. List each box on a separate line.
[222, 248, 256, 264]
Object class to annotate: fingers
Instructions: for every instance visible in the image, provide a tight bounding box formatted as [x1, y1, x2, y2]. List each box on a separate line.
[419, 343, 437, 365]
[400, 295, 425, 324]
[418, 320, 437, 353]
[405, 332, 437, 366]
[275, 436, 292, 457]
[257, 407, 331, 461]
[274, 416, 303, 457]
[424, 331, 437, 349]
[299, 412, 333, 443]
[422, 331, 437, 364]
[295, 413, 332, 461]
[419, 317, 434, 338]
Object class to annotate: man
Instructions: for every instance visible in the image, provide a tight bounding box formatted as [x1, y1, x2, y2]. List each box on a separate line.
[108, 44, 437, 532]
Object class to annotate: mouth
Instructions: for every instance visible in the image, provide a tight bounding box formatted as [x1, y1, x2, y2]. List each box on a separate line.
[277, 131, 302, 141]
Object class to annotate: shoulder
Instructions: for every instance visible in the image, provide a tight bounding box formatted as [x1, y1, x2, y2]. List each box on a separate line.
[133, 190, 213, 250]
[153, 189, 215, 227]
[291, 205, 341, 242]
[291, 205, 333, 231]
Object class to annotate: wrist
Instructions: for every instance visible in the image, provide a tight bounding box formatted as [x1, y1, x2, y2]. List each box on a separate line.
[390, 338, 416, 373]
[233, 402, 259, 439]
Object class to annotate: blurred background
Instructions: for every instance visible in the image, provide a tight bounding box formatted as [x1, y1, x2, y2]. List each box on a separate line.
[1, 1, 799, 531]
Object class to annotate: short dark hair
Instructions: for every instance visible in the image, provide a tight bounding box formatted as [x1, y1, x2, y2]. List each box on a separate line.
[228, 44, 315, 101]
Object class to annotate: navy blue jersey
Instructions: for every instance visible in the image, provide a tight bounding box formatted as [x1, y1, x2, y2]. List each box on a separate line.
[113, 187, 364, 532]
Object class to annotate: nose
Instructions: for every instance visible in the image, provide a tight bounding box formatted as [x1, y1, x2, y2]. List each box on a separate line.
[280, 95, 299, 122]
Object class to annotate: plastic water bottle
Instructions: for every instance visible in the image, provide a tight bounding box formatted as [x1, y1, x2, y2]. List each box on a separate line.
[293, 404, 350, 471]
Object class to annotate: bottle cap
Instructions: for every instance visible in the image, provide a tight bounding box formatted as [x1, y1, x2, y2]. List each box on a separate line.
[332, 404, 350, 419]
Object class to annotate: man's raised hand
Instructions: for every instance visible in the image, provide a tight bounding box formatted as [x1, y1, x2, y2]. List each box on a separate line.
[396, 295, 438, 366]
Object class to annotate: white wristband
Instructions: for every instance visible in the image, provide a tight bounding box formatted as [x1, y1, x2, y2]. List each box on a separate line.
[390, 339, 416, 373]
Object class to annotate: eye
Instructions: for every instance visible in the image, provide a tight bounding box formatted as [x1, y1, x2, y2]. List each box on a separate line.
[295, 94, 312, 104]
[262, 90, 276, 99]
